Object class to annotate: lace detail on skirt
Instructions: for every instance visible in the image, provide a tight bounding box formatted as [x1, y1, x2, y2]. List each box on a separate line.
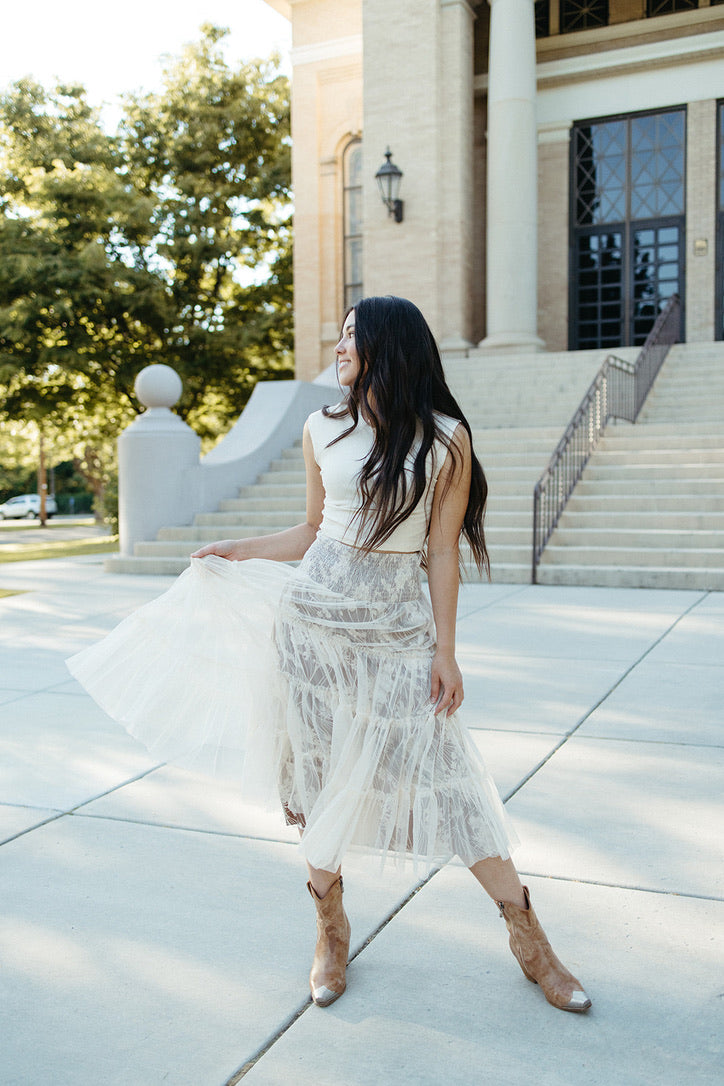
[67, 538, 518, 872]
[273, 537, 518, 871]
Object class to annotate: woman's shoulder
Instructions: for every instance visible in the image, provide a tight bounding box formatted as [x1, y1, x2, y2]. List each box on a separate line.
[306, 405, 354, 450]
[306, 404, 347, 430]
[432, 411, 463, 442]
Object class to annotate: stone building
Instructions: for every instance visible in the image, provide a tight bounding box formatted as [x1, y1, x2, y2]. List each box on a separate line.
[263, 0, 724, 380]
[109, 0, 724, 588]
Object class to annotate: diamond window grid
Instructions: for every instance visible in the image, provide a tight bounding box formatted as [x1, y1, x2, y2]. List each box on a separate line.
[647, 0, 697, 14]
[561, 0, 608, 33]
[574, 113, 684, 227]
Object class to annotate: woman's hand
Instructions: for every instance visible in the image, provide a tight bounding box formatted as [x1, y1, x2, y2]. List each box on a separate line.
[430, 649, 464, 717]
[190, 538, 249, 561]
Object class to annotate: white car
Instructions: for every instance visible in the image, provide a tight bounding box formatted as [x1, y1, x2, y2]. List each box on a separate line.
[0, 493, 58, 519]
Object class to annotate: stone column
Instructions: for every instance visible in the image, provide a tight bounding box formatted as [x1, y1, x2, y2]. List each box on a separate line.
[438, 0, 476, 351]
[480, 0, 544, 350]
[686, 99, 716, 341]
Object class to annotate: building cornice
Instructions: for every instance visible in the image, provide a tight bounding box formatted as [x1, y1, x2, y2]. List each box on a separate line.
[474, 27, 724, 93]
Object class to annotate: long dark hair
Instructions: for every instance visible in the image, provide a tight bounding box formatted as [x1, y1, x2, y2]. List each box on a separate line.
[324, 295, 489, 577]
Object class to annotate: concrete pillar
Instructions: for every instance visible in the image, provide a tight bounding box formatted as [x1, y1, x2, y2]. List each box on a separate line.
[438, 0, 476, 351]
[117, 365, 200, 556]
[537, 121, 571, 351]
[480, 0, 544, 350]
[686, 99, 716, 342]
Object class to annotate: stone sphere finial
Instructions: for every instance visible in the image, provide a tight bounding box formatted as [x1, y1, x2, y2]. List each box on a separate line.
[135, 364, 183, 409]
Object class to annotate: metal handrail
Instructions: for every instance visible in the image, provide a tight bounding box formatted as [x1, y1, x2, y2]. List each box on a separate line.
[531, 294, 681, 583]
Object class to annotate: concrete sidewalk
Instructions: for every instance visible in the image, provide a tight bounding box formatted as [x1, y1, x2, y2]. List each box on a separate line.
[0, 555, 722, 1086]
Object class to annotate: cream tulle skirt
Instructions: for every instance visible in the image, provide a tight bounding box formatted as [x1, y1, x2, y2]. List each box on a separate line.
[68, 535, 518, 872]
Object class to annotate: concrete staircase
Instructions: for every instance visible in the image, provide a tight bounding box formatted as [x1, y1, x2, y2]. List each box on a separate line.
[115, 347, 620, 579]
[535, 342, 724, 589]
[112, 342, 724, 589]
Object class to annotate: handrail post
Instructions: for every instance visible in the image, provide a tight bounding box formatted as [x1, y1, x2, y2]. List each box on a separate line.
[532, 484, 539, 584]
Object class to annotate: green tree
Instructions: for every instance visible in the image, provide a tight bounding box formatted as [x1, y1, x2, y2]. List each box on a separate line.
[0, 25, 293, 519]
[118, 24, 293, 436]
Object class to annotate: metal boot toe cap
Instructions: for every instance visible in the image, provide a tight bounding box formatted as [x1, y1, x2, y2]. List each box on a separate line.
[565, 989, 592, 1012]
[311, 984, 343, 1007]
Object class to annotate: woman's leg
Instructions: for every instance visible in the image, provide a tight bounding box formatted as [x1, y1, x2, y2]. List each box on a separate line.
[306, 862, 342, 899]
[305, 862, 351, 1008]
[469, 855, 591, 1013]
[469, 855, 527, 907]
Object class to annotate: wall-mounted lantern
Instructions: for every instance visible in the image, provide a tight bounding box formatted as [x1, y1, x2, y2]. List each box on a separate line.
[375, 148, 404, 223]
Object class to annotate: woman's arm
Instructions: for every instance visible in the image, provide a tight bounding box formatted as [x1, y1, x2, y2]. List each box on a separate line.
[426, 424, 471, 716]
[191, 422, 325, 562]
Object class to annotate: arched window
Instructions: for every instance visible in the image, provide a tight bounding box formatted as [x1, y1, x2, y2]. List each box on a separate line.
[343, 140, 363, 310]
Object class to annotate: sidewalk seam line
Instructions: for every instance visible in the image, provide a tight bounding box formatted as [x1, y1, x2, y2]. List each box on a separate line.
[0, 763, 165, 847]
[515, 870, 724, 903]
[503, 589, 711, 802]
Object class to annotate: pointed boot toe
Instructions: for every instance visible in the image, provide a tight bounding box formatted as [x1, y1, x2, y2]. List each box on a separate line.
[497, 886, 591, 1014]
[564, 988, 592, 1013]
[311, 983, 343, 1008]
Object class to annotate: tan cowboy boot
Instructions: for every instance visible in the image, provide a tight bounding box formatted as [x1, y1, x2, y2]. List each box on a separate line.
[307, 875, 351, 1007]
[497, 886, 591, 1013]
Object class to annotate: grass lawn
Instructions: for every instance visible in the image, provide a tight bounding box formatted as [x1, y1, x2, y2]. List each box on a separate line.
[0, 537, 119, 564]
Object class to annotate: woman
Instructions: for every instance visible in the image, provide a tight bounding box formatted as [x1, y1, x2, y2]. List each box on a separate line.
[69, 296, 590, 1014]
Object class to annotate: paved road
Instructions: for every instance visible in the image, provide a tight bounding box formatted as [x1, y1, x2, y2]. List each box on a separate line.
[0, 515, 111, 546]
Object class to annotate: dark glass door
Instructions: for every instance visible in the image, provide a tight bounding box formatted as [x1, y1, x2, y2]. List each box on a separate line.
[571, 109, 685, 349]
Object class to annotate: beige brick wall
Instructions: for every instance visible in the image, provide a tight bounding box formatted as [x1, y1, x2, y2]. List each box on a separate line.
[362, 0, 475, 347]
[537, 125, 570, 351]
[686, 98, 717, 342]
[362, 0, 444, 335]
[289, 0, 363, 380]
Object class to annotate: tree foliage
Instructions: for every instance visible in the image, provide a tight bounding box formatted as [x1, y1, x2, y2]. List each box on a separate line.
[0, 25, 292, 516]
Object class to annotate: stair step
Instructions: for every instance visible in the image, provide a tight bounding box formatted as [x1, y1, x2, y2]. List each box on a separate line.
[535, 564, 724, 590]
[583, 464, 724, 480]
[593, 451, 724, 465]
[575, 479, 724, 496]
[601, 431, 724, 448]
[215, 508, 305, 524]
[541, 545, 723, 568]
[553, 528, 724, 548]
[239, 484, 306, 499]
[258, 471, 306, 485]
[105, 554, 193, 576]
[566, 494, 724, 513]
[560, 512, 724, 529]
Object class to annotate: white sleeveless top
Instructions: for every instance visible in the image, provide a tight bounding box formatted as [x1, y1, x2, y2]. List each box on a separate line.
[306, 407, 461, 553]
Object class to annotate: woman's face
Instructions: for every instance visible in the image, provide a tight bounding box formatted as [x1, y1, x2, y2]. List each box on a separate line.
[335, 311, 360, 387]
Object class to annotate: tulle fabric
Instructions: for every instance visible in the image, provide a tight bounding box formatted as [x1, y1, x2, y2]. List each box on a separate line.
[67, 536, 518, 872]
